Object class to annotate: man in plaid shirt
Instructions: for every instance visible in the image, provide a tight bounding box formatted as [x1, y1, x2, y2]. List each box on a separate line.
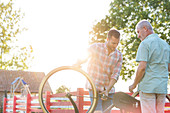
[75, 29, 123, 113]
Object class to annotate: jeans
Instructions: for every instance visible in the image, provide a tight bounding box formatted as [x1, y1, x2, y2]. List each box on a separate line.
[139, 91, 166, 113]
[89, 90, 114, 113]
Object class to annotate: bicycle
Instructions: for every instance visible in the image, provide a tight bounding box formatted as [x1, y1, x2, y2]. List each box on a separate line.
[38, 66, 170, 113]
[38, 66, 98, 113]
[38, 66, 141, 113]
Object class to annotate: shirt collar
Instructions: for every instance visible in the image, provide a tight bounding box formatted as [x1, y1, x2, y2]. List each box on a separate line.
[145, 33, 159, 40]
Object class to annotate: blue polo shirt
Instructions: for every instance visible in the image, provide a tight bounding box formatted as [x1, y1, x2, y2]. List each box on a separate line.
[136, 34, 170, 94]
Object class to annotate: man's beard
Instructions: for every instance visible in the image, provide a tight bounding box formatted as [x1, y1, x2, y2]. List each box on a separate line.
[108, 45, 115, 52]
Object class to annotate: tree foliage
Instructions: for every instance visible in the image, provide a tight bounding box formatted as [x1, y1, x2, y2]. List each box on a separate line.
[0, 0, 33, 70]
[55, 85, 70, 94]
[89, 0, 170, 80]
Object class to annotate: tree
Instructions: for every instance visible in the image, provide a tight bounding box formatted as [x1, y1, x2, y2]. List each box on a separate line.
[89, 0, 170, 80]
[56, 85, 70, 94]
[0, 0, 33, 70]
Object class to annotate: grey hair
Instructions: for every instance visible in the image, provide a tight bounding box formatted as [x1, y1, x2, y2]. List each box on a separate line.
[136, 20, 153, 32]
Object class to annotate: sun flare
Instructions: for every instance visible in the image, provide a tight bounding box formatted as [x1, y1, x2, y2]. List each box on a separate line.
[14, 0, 111, 93]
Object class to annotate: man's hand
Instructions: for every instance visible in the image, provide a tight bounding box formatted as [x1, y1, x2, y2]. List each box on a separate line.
[100, 90, 109, 100]
[129, 84, 136, 93]
[73, 63, 82, 68]
[73, 60, 82, 68]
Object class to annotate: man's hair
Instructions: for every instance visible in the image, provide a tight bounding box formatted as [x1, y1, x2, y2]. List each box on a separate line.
[136, 20, 153, 32]
[108, 29, 120, 39]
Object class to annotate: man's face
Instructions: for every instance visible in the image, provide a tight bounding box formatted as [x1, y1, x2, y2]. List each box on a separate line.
[107, 36, 119, 52]
[136, 27, 147, 41]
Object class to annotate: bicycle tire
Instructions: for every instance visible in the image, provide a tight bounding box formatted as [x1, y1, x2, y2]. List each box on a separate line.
[38, 66, 98, 113]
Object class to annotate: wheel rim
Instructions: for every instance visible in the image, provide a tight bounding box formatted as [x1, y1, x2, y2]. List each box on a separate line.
[38, 66, 98, 113]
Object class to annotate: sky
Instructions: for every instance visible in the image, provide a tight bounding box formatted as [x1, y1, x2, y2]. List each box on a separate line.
[8, 0, 137, 93]
[14, 0, 112, 73]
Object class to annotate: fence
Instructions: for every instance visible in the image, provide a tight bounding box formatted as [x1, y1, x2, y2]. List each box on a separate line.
[3, 88, 170, 113]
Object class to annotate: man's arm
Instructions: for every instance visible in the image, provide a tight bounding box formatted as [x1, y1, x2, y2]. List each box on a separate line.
[102, 54, 123, 96]
[73, 50, 92, 67]
[100, 79, 117, 100]
[73, 57, 89, 67]
[168, 63, 170, 72]
[105, 79, 117, 93]
[129, 61, 147, 93]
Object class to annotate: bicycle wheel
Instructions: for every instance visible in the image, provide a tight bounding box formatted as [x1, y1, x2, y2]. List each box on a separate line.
[38, 66, 98, 113]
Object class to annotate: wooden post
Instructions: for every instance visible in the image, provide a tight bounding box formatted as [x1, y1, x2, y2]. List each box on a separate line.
[77, 88, 84, 113]
[3, 98, 7, 113]
[13, 96, 16, 113]
[45, 91, 51, 112]
[26, 94, 31, 113]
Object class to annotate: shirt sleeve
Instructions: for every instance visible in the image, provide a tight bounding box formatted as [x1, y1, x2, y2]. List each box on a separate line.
[136, 42, 149, 62]
[110, 53, 123, 81]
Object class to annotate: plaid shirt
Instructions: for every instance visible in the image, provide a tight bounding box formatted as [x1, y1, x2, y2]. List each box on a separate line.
[86, 43, 123, 93]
